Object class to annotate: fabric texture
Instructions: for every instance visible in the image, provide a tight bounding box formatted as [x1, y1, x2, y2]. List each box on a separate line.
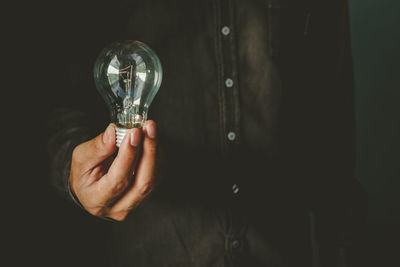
[47, 0, 367, 266]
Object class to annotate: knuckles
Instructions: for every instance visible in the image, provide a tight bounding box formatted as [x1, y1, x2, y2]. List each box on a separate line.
[109, 212, 129, 222]
[71, 136, 115, 165]
[138, 182, 154, 197]
[94, 136, 110, 155]
[70, 127, 158, 223]
[87, 205, 130, 222]
[87, 207, 106, 218]
[111, 179, 130, 195]
[71, 145, 82, 163]
[86, 183, 152, 222]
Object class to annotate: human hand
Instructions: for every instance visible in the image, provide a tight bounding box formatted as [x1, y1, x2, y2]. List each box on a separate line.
[70, 120, 158, 221]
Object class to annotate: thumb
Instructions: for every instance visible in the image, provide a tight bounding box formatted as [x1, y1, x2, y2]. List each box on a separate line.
[72, 124, 117, 170]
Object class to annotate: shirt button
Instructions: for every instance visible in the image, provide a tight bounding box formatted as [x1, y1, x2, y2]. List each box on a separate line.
[221, 26, 230, 36]
[227, 131, 236, 141]
[225, 78, 234, 88]
[232, 184, 239, 194]
[231, 240, 240, 249]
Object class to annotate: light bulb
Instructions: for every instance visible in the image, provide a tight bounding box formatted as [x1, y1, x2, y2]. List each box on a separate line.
[94, 40, 162, 147]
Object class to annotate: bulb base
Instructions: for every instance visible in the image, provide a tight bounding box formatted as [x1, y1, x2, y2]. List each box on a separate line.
[116, 127, 129, 147]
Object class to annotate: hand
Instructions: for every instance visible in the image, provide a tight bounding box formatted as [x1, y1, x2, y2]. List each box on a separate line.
[70, 120, 158, 221]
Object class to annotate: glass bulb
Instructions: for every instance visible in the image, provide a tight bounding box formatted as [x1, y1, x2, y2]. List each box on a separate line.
[94, 40, 162, 147]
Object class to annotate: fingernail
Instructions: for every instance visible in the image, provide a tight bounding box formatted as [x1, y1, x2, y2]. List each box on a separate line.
[103, 124, 114, 144]
[146, 123, 156, 139]
[130, 128, 141, 147]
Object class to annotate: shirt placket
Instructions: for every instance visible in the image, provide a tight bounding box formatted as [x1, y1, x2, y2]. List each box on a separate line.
[214, 0, 246, 265]
[214, 0, 241, 153]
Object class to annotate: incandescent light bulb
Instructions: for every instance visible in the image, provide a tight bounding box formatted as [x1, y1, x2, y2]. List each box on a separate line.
[94, 40, 162, 147]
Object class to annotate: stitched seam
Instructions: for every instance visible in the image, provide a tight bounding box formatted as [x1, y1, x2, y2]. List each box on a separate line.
[213, 0, 227, 154]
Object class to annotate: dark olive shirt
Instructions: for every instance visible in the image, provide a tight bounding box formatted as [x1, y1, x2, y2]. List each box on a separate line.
[47, 0, 367, 266]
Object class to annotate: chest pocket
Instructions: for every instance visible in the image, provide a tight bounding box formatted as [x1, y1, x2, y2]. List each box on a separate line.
[267, 0, 312, 57]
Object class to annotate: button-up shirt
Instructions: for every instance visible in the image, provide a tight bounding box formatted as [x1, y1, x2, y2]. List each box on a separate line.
[47, 0, 367, 266]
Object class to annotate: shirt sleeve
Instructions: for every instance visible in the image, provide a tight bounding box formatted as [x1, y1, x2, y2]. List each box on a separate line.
[44, 1, 128, 203]
[307, 0, 368, 264]
[46, 109, 97, 202]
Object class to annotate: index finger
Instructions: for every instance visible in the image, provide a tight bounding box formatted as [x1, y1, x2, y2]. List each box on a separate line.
[72, 124, 116, 172]
[97, 128, 143, 198]
[108, 120, 158, 213]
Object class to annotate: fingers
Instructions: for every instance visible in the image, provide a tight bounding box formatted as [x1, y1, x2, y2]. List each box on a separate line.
[99, 127, 143, 198]
[108, 120, 158, 220]
[135, 120, 157, 191]
[72, 124, 117, 172]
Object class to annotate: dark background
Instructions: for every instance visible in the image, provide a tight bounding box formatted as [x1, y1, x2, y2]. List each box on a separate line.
[350, 0, 400, 266]
[5, 0, 399, 266]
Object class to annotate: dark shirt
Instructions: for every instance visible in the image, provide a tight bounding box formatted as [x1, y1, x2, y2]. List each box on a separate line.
[47, 0, 367, 266]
